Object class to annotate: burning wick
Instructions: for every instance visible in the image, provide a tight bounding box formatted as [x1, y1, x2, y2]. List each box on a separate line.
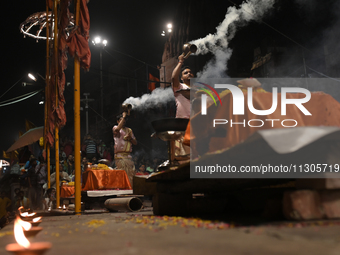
[15, 218, 30, 248]
[18, 218, 32, 231]
[63, 205, 66, 210]
[17, 217, 42, 238]
[32, 217, 42, 223]
[20, 212, 36, 217]
[6, 217, 52, 255]
[29, 217, 42, 227]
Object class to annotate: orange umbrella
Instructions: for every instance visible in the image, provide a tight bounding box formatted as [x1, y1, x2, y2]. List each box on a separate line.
[6, 127, 43, 152]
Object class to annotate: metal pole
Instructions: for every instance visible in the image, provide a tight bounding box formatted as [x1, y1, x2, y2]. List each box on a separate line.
[84, 94, 89, 134]
[86, 105, 89, 134]
[45, 0, 51, 188]
[53, 0, 60, 208]
[74, 0, 82, 215]
[96, 116, 98, 134]
[127, 80, 129, 97]
[80, 93, 94, 134]
[146, 64, 149, 93]
[163, 66, 166, 87]
[135, 70, 137, 95]
[100, 47, 104, 119]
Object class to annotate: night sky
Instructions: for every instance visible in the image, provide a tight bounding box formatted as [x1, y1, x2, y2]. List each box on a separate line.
[1, 0, 340, 156]
[1, 0, 176, 155]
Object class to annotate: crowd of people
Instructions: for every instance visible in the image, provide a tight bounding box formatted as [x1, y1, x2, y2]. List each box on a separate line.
[0, 131, 160, 221]
[0, 55, 192, 228]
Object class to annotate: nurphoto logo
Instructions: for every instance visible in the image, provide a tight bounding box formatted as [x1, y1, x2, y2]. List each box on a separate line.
[199, 84, 312, 128]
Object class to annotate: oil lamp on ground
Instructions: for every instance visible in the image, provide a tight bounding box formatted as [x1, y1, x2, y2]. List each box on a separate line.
[19, 211, 37, 221]
[27, 217, 42, 227]
[6, 217, 51, 255]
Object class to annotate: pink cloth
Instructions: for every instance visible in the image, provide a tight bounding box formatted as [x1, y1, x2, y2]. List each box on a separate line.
[112, 126, 136, 155]
[173, 83, 191, 118]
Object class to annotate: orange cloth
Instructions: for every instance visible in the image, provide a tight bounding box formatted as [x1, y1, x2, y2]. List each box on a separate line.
[148, 73, 159, 92]
[61, 186, 75, 198]
[191, 91, 340, 153]
[183, 121, 191, 146]
[82, 169, 132, 190]
[60, 169, 132, 197]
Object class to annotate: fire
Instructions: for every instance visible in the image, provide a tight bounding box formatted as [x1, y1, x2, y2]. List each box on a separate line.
[63, 205, 66, 210]
[20, 212, 36, 217]
[18, 217, 32, 231]
[32, 217, 42, 222]
[14, 218, 30, 248]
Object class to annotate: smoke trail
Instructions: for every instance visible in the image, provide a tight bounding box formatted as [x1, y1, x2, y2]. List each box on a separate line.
[123, 87, 174, 111]
[191, 0, 275, 79]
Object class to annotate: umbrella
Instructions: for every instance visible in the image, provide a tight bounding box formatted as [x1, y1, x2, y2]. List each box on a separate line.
[6, 126, 43, 152]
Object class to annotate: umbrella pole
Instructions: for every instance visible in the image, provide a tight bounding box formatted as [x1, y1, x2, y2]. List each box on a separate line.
[74, 0, 81, 215]
[53, 0, 60, 208]
[45, 0, 51, 189]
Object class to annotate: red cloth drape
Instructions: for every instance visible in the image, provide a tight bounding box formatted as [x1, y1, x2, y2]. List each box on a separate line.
[67, 0, 91, 70]
[46, 0, 91, 146]
[148, 73, 159, 92]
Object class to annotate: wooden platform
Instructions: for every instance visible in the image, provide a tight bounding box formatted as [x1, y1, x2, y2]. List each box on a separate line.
[133, 163, 293, 216]
[133, 127, 340, 218]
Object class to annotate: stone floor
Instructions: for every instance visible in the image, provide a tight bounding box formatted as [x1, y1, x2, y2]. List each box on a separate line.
[1, 207, 340, 255]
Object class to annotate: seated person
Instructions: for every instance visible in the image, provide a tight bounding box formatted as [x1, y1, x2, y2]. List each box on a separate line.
[13, 188, 21, 210]
[91, 156, 98, 165]
[136, 164, 149, 176]
[0, 191, 11, 228]
[145, 160, 154, 174]
[15, 191, 30, 210]
[81, 157, 88, 173]
[50, 164, 72, 189]
[43, 188, 56, 210]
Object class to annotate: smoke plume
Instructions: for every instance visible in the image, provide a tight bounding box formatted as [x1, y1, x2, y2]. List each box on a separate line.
[123, 87, 174, 111]
[191, 0, 275, 79]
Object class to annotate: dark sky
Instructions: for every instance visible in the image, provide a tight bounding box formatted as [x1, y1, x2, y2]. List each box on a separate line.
[1, 0, 339, 156]
[0, 0, 176, 154]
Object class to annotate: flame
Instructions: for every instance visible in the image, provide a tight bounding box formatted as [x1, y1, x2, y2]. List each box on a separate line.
[18, 206, 24, 212]
[20, 212, 36, 217]
[63, 205, 66, 210]
[32, 217, 42, 222]
[18, 217, 32, 231]
[0, 160, 2, 169]
[14, 218, 30, 248]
